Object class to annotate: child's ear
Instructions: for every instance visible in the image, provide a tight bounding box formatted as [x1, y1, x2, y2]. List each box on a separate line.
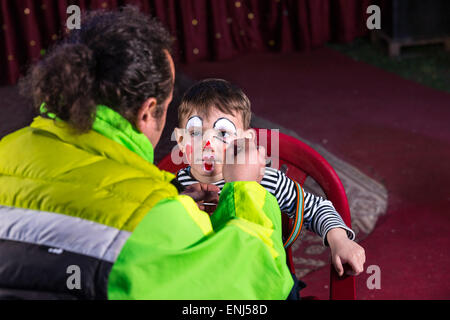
[174, 127, 186, 153]
[243, 128, 257, 142]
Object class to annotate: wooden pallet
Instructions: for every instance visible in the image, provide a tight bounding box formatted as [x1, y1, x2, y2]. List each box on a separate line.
[371, 30, 450, 57]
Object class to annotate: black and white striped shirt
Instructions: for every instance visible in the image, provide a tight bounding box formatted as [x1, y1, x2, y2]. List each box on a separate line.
[176, 166, 355, 245]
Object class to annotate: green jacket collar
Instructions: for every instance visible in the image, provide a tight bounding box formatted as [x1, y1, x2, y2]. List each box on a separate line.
[40, 104, 154, 164]
[93, 105, 154, 164]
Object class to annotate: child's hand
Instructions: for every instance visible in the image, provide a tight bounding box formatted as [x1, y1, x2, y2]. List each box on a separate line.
[326, 228, 366, 277]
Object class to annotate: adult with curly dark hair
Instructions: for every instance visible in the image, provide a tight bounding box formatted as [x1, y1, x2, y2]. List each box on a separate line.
[0, 7, 295, 300]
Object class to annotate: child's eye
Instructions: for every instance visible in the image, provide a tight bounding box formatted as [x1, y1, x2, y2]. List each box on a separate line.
[219, 130, 230, 138]
[190, 130, 202, 137]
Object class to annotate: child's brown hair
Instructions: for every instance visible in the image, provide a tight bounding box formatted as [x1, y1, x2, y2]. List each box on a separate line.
[178, 79, 251, 129]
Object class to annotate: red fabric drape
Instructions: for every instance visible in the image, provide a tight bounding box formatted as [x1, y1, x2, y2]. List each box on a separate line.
[0, 0, 373, 85]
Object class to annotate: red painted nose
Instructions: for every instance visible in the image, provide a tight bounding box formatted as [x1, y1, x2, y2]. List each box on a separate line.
[203, 140, 213, 151]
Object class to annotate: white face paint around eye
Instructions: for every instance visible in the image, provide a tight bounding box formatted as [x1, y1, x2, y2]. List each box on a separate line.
[213, 118, 237, 140]
[186, 116, 203, 129]
[186, 116, 203, 138]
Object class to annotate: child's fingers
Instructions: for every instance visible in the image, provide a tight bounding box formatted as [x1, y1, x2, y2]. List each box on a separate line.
[201, 183, 220, 194]
[204, 193, 219, 204]
[181, 183, 204, 200]
[332, 255, 344, 277]
[354, 247, 366, 275]
[339, 241, 366, 276]
[346, 255, 365, 276]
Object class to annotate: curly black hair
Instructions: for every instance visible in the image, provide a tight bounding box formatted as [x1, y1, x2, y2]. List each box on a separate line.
[21, 6, 173, 133]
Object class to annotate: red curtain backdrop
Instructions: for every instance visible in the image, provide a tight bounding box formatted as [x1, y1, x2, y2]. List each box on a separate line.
[0, 0, 372, 85]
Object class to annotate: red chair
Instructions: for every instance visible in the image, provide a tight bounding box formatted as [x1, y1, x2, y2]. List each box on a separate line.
[157, 129, 356, 300]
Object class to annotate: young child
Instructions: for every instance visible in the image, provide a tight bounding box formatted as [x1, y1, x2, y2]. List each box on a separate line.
[174, 79, 365, 281]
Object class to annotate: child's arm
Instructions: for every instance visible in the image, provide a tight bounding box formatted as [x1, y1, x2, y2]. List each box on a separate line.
[302, 191, 355, 245]
[264, 169, 365, 276]
[263, 168, 355, 244]
[301, 187, 365, 276]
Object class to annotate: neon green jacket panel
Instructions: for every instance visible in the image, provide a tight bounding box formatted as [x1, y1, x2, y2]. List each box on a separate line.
[108, 181, 293, 300]
[0, 115, 176, 232]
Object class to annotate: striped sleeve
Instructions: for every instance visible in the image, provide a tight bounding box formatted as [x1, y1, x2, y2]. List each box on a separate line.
[260, 168, 297, 218]
[176, 168, 199, 187]
[261, 168, 355, 246]
[302, 191, 355, 246]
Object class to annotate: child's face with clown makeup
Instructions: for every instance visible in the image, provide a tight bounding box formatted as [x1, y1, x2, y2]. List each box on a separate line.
[176, 108, 255, 184]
